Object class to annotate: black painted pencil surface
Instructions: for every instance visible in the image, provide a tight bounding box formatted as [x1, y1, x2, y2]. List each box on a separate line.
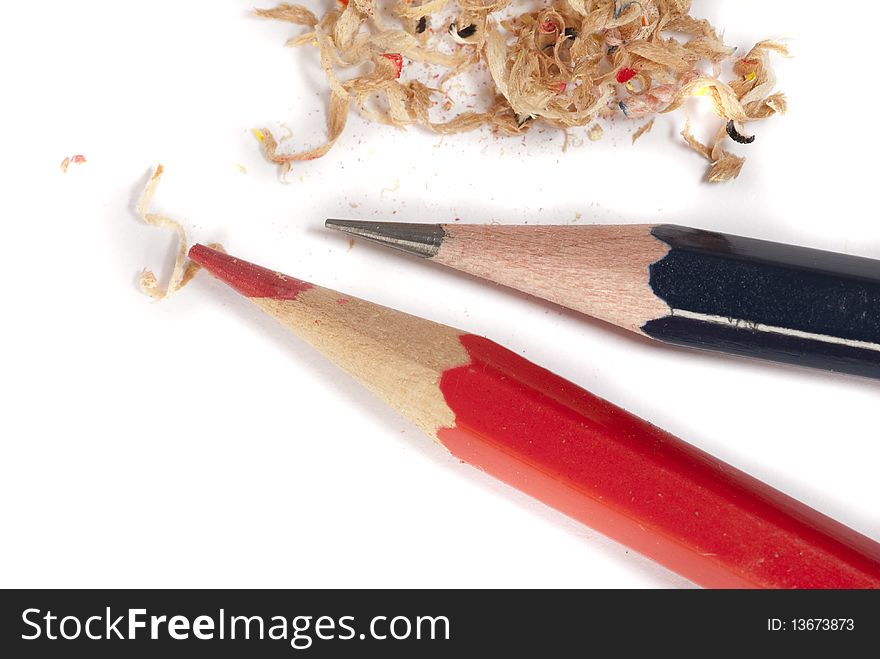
[326, 220, 880, 379]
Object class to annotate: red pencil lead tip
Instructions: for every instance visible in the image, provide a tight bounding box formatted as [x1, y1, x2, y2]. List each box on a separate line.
[188, 244, 313, 300]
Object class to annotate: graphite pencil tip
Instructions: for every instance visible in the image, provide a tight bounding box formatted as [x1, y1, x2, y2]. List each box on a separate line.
[325, 219, 446, 258]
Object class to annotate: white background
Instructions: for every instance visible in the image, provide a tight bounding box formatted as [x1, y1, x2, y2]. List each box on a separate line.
[1, 1, 878, 588]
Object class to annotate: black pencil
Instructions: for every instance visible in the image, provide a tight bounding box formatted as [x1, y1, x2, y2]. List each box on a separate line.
[325, 221, 880, 379]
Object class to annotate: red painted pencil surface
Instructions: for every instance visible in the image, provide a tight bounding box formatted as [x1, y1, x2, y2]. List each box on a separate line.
[188, 244, 880, 589]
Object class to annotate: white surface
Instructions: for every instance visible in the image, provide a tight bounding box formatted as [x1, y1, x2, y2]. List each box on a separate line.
[1, 1, 878, 589]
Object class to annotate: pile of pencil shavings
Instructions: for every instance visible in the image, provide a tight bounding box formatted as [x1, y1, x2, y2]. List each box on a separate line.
[254, 0, 788, 182]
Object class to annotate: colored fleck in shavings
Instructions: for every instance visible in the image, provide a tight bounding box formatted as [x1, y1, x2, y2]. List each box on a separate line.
[60, 154, 87, 173]
[616, 67, 638, 84]
[381, 52, 405, 78]
[253, 1, 787, 182]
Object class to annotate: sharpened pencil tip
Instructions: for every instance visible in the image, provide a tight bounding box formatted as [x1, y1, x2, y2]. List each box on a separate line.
[325, 220, 446, 258]
[188, 244, 313, 300]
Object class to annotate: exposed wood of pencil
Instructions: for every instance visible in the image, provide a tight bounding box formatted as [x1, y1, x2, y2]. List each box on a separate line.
[437, 224, 669, 333]
[188, 244, 880, 589]
[325, 222, 669, 333]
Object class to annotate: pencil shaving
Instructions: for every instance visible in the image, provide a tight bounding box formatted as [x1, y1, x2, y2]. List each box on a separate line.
[680, 120, 745, 182]
[631, 118, 654, 144]
[255, 0, 787, 181]
[136, 166, 225, 299]
[60, 154, 86, 173]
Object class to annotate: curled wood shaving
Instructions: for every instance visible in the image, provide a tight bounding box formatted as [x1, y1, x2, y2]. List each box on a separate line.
[254, 90, 352, 177]
[137, 165, 189, 300]
[136, 166, 225, 299]
[255, 0, 787, 182]
[255, 3, 318, 25]
[631, 118, 654, 144]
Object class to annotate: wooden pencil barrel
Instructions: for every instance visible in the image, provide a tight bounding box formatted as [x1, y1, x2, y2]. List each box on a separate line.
[437, 333, 880, 589]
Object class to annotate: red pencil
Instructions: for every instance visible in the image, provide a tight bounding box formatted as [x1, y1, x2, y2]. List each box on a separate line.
[188, 244, 880, 589]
